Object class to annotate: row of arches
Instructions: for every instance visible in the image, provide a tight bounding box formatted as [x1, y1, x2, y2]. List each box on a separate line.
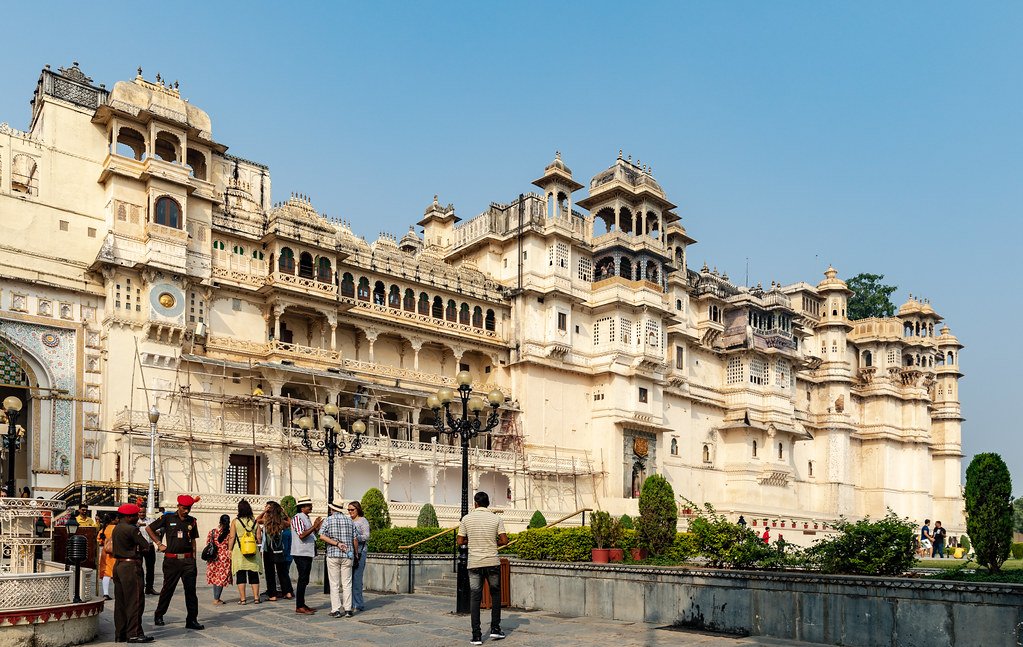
[276, 248, 333, 282]
[341, 274, 497, 331]
[862, 350, 956, 368]
[594, 256, 661, 283]
[594, 206, 662, 240]
[115, 126, 208, 180]
[904, 321, 936, 338]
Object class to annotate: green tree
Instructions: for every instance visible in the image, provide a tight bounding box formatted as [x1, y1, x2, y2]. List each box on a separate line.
[280, 495, 297, 518]
[361, 487, 391, 531]
[618, 513, 634, 530]
[846, 273, 898, 320]
[637, 474, 678, 555]
[1012, 497, 1023, 534]
[416, 503, 439, 528]
[965, 453, 1013, 573]
[527, 510, 547, 529]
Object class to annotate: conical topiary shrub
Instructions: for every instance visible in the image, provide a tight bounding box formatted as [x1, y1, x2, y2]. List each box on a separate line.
[528, 510, 547, 529]
[362, 487, 391, 531]
[619, 513, 634, 529]
[637, 474, 677, 556]
[417, 503, 439, 528]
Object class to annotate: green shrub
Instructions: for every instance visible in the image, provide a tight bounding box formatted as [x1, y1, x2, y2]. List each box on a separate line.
[804, 511, 915, 576]
[528, 510, 547, 529]
[590, 511, 612, 549]
[361, 488, 391, 531]
[618, 528, 638, 550]
[368, 527, 455, 554]
[1011, 543, 1023, 560]
[665, 532, 699, 561]
[960, 535, 971, 553]
[965, 453, 1014, 573]
[619, 514, 634, 530]
[516, 527, 594, 562]
[280, 495, 297, 518]
[416, 503, 439, 528]
[637, 474, 677, 555]
[688, 509, 776, 568]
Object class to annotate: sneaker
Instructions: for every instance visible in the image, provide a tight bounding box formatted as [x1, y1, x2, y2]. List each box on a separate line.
[490, 628, 506, 640]
[470, 637, 483, 646]
[329, 611, 342, 618]
[345, 610, 354, 618]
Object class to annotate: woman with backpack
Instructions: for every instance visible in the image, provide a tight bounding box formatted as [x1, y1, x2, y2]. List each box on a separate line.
[226, 499, 263, 604]
[204, 514, 233, 605]
[258, 501, 294, 601]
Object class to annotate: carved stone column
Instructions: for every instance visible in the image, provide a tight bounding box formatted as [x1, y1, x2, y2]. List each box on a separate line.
[409, 337, 424, 371]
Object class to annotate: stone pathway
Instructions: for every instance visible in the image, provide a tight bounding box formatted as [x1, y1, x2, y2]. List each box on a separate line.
[95, 583, 824, 646]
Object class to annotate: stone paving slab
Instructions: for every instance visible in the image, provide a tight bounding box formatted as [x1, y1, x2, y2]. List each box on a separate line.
[95, 579, 823, 646]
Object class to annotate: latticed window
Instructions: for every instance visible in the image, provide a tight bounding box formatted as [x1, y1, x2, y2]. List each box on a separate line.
[750, 357, 768, 385]
[620, 318, 632, 347]
[226, 454, 259, 495]
[189, 291, 205, 324]
[726, 357, 744, 385]
[775, 359, 790, 388]
[645, 320, 661, 348]
[555, 242, 569, 269]
[887, 349, 898, 365]
[594, 316, 612, 345]
[577, 257, 592, 282]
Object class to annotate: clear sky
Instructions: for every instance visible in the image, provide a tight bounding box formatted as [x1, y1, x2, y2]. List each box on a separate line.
[3, 3, 1020, 498]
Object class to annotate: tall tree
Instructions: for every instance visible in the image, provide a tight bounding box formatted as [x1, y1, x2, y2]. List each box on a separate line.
[1013, 497, 1023, 534]
[964, 453, 1013, 573]
[846, 273, 898, 320]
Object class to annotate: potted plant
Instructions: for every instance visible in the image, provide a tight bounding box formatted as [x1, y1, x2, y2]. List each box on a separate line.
[780, 520, 786, 528]
[590, 511, 611, 563]
[814, 522, 819, 529]
[772, 520, 777, 528]
[752, 519, 758, 526]
[803, 522, 809, 529]
[608, 516, 625, 562]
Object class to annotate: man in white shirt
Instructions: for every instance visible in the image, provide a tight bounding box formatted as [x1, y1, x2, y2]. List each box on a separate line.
[457, 491, 509, 645]
[290, 496, 322, 615]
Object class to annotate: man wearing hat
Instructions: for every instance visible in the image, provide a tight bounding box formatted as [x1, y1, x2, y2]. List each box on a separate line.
[111, 503, 153, 643]
[146, 495, 204, 630]
[289, 496, 322, 615]
[320, 501, 358, 618]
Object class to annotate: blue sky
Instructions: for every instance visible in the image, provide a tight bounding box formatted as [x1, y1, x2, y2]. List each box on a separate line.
[3, 2, 1020, 497]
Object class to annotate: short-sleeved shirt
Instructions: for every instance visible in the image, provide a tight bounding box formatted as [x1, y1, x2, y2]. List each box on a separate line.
[112, 520, 150, 559]
[921, 525, 930, 539]
[458, 508, 506, 569]
[75, 514, 98, 528]
[320, 513, 356, 559]
[149, 513, 199, 554]
[932, 527, 947, 546]
[290, 512, 317, 557]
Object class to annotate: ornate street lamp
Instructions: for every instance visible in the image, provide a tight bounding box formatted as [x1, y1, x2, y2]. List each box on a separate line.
[146, 405, 160, 518]
[298, 403, 366, 507]
[428, 371, 503, 614]
[2, 396, 24, 497]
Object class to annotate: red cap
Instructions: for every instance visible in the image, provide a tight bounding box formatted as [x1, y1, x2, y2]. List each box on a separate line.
[177, 494, 196, 507]
[118, 503, 141, 515]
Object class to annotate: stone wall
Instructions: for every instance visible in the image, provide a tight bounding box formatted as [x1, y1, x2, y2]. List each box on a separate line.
[505, 562, 1023, 647]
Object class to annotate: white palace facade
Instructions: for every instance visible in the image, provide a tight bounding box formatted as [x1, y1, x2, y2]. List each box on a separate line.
[0, 63, 965, 533]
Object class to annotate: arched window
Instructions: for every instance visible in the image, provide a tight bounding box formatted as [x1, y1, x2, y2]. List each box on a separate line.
[373, 281, 386, 305]
[298, 252, 314, 279]
[213, 240, 225, 251]
[808, 461, 814, 478]
[484, 309, 496, 332]
[403, 288, 416, 312]
[419, 292, 430, 315]
[155, 196, 182, 228]
[116, 127, 146, 160]
[778, 443, 784, 460]
[252, 250, 264, 260]
[472, 306, 483, 328]
[357, 277, 370, 301]
[670, 438, 678, 456]
[947, 351, 954, 364]
[186, 148, 207, 180]
[341, 273, 355, 297]
[278, 247, 295, 274]
[459, 303, 470, 325]
[702, 445, 710, 463]
[619, 258, 633, 280]
[317, 257, 332, 283]
[388, 285, 401, 308]
[432, 296, 443, 319]
[752, 440, 758, 458]
[233, 244, 245, 255]
[676, 299, 682, 311]
[863, 351, 873, 367]
[154, 132, 180, 163]
[446, 300, 457, 322]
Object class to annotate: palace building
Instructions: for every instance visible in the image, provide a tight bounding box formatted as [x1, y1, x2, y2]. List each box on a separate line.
[0, 63, 965, 533]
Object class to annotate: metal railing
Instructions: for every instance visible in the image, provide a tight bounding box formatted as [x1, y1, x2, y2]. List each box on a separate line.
[398, 526, 459, 594]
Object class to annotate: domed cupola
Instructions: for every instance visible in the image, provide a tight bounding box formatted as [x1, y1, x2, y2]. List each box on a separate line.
[399, 226, 423, 254]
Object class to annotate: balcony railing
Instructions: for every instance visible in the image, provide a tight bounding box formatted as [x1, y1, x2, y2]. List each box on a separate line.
[267, 271, 338, 298]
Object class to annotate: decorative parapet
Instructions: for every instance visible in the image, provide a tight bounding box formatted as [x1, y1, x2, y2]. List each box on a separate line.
[0, 565, 95, 609]
[340, 296, 505, 344]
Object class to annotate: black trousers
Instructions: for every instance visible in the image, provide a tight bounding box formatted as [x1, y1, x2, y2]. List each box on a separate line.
[293, 556, 312, 609]
[469, 566, 501, 638]
[113, 561, 145, 640]
[263, 551, 293, 596]
[154, 557, 199, 623]
[142, 547, 155, 590]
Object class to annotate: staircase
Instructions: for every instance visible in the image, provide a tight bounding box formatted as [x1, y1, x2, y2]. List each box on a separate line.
[415, 570, 458, 597]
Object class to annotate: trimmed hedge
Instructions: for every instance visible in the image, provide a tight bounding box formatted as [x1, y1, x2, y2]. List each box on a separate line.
[516, 527, 594, 562]
[417, 503, 439, 528]
[368, 527, 456, 554]
[1011, 542, 1023, 560]
[362, 488, 391, 531]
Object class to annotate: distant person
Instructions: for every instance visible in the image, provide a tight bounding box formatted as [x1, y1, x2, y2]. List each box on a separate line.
[97, 513, 117, 600]
[19, 486, 30, 498]
[290, 496, 321, 615]
[75, 504, 98, 528]
[257, 501, 293, 601]
[761, 527, 770, 544]
[320, 501, 357, 618]
[931, 521, 947, 558]
[111, 503, 152, 643]
[148, 494, 204, 630]
[919, 519, 932, 557]
[205, 514, 233, 605]
[457, 491, 509, 645]
[227, 499, 263, 605]
[349, 501, 370, 612]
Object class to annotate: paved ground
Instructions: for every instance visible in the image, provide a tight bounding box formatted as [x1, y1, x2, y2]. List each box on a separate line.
[95, 580, 823, 647]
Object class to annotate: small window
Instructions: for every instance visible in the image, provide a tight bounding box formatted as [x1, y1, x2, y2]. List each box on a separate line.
[231, 372, 241, 384]
[752, 440, 758, 458]
[675, 345, 685, 370]
[88, 227, 97, 238]
[232, 298, 242, 311]
[575, 325, 580, 334]
[638, 387, 648, 403]
[702, 445, 711, 463]
[670, 438, 678, 456]
[154, 196, 182, 229]
[59, 220, 69, 231]
[459, 363, 470, 373]
[808, 461, 814, 478]
[557, 312, 567, 331]
[778, 442, 784, 460]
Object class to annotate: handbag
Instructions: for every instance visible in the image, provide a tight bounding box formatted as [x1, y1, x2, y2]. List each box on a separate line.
[201, 539, 218, 562]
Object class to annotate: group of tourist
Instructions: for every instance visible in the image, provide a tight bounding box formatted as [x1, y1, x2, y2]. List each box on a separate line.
[100, 493, 373, 643]
[918, 518, 959, 558]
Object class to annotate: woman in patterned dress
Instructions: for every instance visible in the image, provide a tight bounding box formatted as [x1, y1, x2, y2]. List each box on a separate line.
[205, 514, 233, 605]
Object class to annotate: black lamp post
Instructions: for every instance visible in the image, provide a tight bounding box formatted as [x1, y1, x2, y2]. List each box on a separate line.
[428, 371, 503, 614]
[65, 517, 86, 603]
[297, 403, 366, 507]
[2, 396, 24, 497]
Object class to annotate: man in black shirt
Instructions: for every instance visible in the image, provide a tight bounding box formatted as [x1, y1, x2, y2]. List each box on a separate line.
[146, 494, 203, 630]
[111, 503, 152, 643]
[931, 520, 947, 558]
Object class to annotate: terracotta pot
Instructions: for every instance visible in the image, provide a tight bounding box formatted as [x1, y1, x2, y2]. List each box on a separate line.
[772, 522, 777, 527]
[814, 523, 819, 529]
[752, 520, 758, 526]
[630, 547, 648, 561]
[591, 548, 610, 564]
[781, 521, 786, 528]
[804, 522, 809, 529]
[609, 548, 625, 563]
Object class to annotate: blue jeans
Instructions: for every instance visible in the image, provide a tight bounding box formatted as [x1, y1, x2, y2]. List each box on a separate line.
[352, 547, 367, 610]
[469, 565, 501, 638]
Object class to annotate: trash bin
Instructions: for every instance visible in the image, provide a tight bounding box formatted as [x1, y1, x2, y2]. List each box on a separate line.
[481, 558, 510, 609]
